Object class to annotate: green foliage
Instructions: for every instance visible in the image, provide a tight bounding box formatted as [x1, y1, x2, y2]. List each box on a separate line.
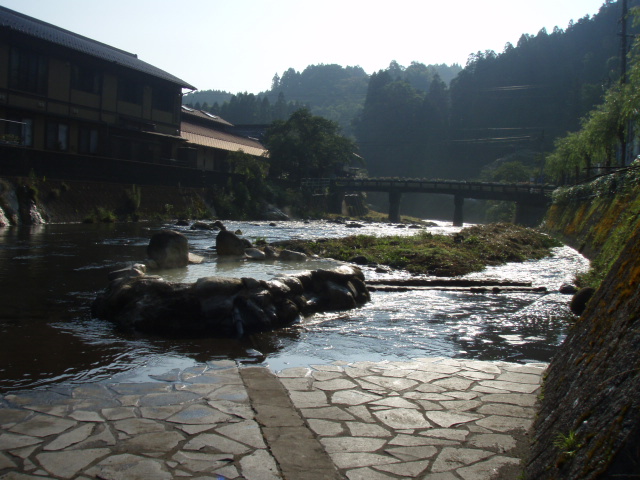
[277, 223, 558, 277]
[264, 109, 359, 182]
[553, 430, 582, 457]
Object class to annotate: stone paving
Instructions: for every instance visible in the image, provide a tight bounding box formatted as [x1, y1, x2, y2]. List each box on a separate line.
[0, 357, 545, 479]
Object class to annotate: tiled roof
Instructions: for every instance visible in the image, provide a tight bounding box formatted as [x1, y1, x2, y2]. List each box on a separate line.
[181, 107, 233, 127]
[181, 121, 268, 157]
[0, 6, 196, 90]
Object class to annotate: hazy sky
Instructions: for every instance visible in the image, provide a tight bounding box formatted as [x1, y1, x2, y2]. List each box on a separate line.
[2, 0, 608, 93]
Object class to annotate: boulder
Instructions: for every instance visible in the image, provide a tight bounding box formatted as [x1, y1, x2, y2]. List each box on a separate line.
[216, 230, 246, 256]
[147, 230, 189, 269]
[570, 287, 596, 315]
[279, 249, 307, 262]
[92, 266, 370, 338]
[245, 248, 266, 260]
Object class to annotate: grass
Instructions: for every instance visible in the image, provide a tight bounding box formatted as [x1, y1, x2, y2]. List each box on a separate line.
[275, 222, 560, 277]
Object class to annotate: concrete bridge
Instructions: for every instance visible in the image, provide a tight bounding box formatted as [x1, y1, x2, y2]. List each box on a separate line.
[304, 178, 556, 226]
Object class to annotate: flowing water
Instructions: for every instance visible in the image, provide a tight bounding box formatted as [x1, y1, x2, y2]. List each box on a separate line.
[0, 220, 589, 392]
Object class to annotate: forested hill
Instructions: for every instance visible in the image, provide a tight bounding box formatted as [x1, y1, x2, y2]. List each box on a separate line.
[357, 0, 639, 181]
[182, 62, 461, 135]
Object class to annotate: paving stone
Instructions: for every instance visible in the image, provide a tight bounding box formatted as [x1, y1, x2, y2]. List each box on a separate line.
[119, 431, 185, 452]
[406, 371, 451, 383]
[277, 367, 311, 378]
[478, 380, 540, 393]
[438, 400, 482, 412]
[419, 472, 459, 480]
[320, 437, 386, 453]
[375, 459, 431, 476]
[206, 384, 249, 402]
[0, 409, 32, 428]
[495, 372, 543, 384]
[9, 414, 76, 437]
[87, 453, 172, 479]
[0, 472, 48, 480]
[311, 370, 344, 381]
[216, 420, 266, 448]
[0, 433, 41, 450]
[278, 378, 313, 391]
[477, 403, 536, 418]
[345, 466, 398, 479]
[238, 449, 280, 480]
[459, 361, 502, 374]
[307, 419, 346, 436]
[300, 406, 355, 421]
[166, 404, 233, 425]
[430, 447, 494, 472]
[330, 390, 381, 406]
[207, 399, 254, 419]
[0, 452, 17, 470]
[373, 408, 431, 430]
[346, 422, 390, 438]
[346, 405, 376, 423]
[479, 393, 538, 407]
[359, 376, 418, 391]
[389, 434, 447, 446]
[431, 377, 474, 391]
[43, 423, 94, 451]
[35, 448, 109, 477]
[171, 451, 234, 473]
[113, 418, 166, 435]
[468, 433, 517, 452]
[457, 371, 496, 381]
[311, 364, 345, 373]
[419, 428, 470, 442]
[474, 414, 533, 432]
[425, 411, 481, 428]
[330, 452, 400, 469]
[183, 432, 250, 454]
[139, 405, 184, 420]
[456, 454, 520, 480]
[385, 445, 438, 462]
[369, 397, 418, 409]
[288, 390, 329, 408]
[73, 423, 117, 449]
[313, 379, 358, 391]
[101, 407, 136, 421]
[138, 390, 201, 407]
[69, 410, 104, 422]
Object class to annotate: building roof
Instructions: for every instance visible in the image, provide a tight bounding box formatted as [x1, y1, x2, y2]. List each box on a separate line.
[181, 120, 268, 157]
[181, 106, 233, 127]
[0, 6, 196, 90]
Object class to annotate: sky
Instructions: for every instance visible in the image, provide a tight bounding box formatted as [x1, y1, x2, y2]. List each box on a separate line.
[2, 0, 608, 94]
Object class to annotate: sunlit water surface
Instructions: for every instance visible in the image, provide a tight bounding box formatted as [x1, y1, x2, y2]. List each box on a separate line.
[0, 220, 589, 392]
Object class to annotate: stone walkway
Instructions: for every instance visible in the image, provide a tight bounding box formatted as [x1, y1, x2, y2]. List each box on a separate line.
[0, 357, 545, 479]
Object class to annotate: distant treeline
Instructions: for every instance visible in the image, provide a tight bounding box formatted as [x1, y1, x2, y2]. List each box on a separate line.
[184, 1, 635, 182]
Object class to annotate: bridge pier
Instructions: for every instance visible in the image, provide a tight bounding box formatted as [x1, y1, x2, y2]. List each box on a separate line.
[388, 191, 402, 223]
[514, 202, 547, 227]
[328, 191, 346, 215]
[453, 195, 464, 227]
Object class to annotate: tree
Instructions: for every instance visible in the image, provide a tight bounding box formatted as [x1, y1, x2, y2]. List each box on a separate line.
[264, 109, 360, 182]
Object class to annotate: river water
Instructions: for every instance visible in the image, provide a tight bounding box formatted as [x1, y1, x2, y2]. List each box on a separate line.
[0, 220, 589, 393]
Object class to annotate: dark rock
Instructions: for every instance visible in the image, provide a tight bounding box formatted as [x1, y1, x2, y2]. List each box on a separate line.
[264, 246, 279, 259]
[93, 266, 370, 338]
[190, 221, 214, 230]
[147, 230, 189, 269]
[349, 255, 369, 265]
[346, 222, 363, 228]
[213, 220, 226, 231]
[279, 250, 307, 262]
[559, 283, 578, 294]
[570, 287, 596, 315]
[216, 230, 246, 256]
[175, 219, 190, 226]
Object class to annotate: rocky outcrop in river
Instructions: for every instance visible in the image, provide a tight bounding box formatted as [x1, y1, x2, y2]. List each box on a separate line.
[91, 264, 370, 337]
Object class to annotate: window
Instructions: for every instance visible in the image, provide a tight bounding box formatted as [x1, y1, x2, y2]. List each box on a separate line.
[152, 86, 177, 112]
[71, 65, 101, 94]
[9, 47, 48, 95]
[118, 78, 143, 104]
[46, 122, 69, 151]
[2, 117, 33, 146]
[78, 127, 99, 155]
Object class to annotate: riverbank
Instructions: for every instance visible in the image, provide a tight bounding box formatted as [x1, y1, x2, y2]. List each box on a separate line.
[273, 223, 561, 277]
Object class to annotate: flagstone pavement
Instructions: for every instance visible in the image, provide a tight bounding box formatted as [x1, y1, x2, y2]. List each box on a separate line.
[0, 357, 545, 479]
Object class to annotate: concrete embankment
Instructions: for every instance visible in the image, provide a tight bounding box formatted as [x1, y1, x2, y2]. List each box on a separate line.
[526, 169, 640, 479]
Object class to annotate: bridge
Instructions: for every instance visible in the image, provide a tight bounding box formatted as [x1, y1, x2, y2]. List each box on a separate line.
[303, 178, 556, 226]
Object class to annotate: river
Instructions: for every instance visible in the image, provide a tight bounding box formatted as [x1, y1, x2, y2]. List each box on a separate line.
[0, 220, 589, 393]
